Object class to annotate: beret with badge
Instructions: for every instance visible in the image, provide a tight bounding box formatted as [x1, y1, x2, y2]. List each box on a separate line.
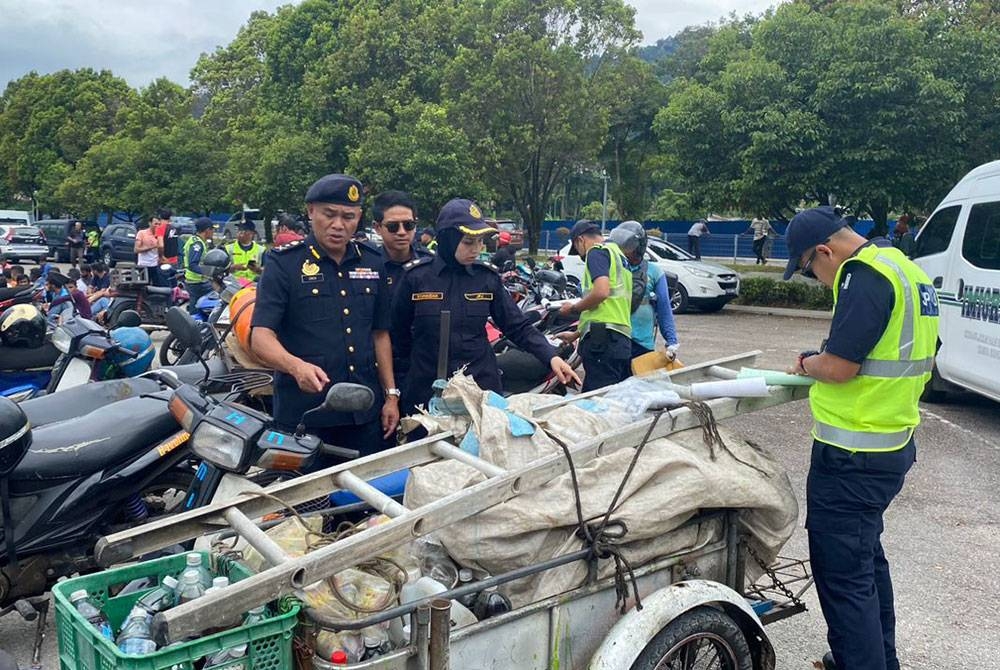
[305, 173, 365, 207]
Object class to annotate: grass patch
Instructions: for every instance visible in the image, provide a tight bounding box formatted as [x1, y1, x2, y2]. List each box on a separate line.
[734, 276, 833, 311]
[725, 263, 785, 274]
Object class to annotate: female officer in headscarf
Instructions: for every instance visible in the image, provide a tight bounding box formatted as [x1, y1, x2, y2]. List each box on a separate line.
[391, 198, 580, 411]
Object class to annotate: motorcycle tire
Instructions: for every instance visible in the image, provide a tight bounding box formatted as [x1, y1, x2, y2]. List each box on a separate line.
[158, 333, 186, 367]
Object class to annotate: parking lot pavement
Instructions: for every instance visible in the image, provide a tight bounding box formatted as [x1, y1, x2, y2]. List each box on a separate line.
[5, 309, 998, 668]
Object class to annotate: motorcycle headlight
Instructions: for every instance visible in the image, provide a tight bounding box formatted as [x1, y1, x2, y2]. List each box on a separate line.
[190, 421, 248, 472]
[683, 266, 715, 279]
[52, 326, 73, 354]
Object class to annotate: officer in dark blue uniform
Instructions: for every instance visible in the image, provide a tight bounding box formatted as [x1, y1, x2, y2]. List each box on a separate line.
[250, 173, 400, 460]
[391, 198, 580, 412]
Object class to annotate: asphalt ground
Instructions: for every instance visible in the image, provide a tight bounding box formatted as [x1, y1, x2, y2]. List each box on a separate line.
[3, 309, 999, 668]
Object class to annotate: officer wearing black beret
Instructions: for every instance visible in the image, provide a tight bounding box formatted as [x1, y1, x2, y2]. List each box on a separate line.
[250, 173, 399, 460]
[391, 198, 580, 412]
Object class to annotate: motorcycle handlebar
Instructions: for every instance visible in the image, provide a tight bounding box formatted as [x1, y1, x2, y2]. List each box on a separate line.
[319, 443, 361, 460]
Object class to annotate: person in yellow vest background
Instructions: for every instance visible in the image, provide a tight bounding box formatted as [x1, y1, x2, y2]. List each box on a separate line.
[784, 206, 939, 670]
[557, 219, 633, 392]
[226, 220, 264, 282]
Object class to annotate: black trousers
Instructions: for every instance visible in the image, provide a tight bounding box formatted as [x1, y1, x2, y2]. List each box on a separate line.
[687, 235, 701, 259]
[579, 329, 631, 392]
[807, 438, 915, 670]
[752, 236, 767, 264]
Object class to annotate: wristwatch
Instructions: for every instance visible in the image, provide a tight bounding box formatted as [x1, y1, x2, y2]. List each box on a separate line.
[385, 388, 401, 398]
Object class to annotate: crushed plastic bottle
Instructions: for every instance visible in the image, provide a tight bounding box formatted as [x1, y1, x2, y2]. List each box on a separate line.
[69, 590, 113, 640]
[243, 605, 267, 626]
[116, 606, 157, 655]
[205, 643, 247, 669]
[137, 575, 179, 614]
[330, 649, 349, 666]
[316, 630, 363, 664]
[175, 569, 206, 604]
[416, 536, 459, 587]
[184, 553, 214, 589]
[399, 577, 478, 628]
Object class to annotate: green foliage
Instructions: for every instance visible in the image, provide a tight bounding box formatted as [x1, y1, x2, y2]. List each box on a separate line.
[735, 276, 833, 310]
[579, 199, 619, 220]
[645, 189, 699, 220]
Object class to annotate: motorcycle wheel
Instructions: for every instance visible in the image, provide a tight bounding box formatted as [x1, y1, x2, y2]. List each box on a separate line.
[158, 333, 186, 367]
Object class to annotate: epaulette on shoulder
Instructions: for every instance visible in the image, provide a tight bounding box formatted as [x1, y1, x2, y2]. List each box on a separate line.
[403, 256, 434, 272]
[271, 239, 304, 254]
[473, 259, 499, 273]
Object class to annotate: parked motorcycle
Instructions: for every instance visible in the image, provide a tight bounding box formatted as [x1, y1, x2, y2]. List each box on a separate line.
[159, 273, 245, 367]
[105, 265, 189, 327]
[488, 300, 582, 395]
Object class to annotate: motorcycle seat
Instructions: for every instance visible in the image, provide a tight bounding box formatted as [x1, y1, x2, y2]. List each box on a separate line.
[165, 357, 229, 386]
[0, 286, 33, 302]
[12, 391, 179, 481]
[0, 342, 61, 371]
[22, 376, 163, 427]
[146, 286, 174, 295]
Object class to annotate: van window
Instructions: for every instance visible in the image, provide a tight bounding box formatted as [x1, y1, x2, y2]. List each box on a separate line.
[962, 201, 1000, 270]
[912, 205, 961, 258]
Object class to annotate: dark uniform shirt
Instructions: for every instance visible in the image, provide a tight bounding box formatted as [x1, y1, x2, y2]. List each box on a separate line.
[824, 239, 895, 364]
[251, 235, 391, 429]
[383, 244, 433, 384]
[391, 255, 558, 410]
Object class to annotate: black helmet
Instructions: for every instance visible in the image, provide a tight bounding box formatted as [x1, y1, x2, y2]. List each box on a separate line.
[609, 220, 647, 259]
[534, 269, 567, 292]
[0, 304, 46, 349]
[200, 248, 231, 279]
[0, 396, 31, 476]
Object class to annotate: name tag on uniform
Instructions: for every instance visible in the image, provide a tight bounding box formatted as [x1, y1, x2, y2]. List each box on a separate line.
[349, 268, 380, 280]
[464, 292, 493, 301]
[301, 274, 324, 283]
[413, 292, 444, 301]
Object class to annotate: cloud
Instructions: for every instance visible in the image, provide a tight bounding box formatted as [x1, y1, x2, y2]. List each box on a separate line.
[0, 0, 786, 92]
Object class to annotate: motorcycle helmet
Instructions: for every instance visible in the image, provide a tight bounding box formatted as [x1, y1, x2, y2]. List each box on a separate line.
[230, 285, 257, 353]
[96, 326, 154, 379]
[498, 231, 512, 246]
[0, 304, 46, 349]
[201, 248, 231, 280]
[609, 220, 647, 259]
[534, 269, 567, 293]
[0, 396, 31, 476]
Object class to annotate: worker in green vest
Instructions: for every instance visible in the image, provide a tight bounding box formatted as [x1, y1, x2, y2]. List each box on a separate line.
[557, 219, 633, 391]
[784, 206, 939, 670]
[226, 220, 264, 282]
[182, 217, 216, 315]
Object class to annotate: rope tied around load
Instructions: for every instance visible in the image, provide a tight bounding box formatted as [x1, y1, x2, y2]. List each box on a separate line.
[683, 400, 770, 478]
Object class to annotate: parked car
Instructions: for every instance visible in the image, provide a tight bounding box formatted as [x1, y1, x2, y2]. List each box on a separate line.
[492, 219, 524, 250]
[0, 225, 48, 264]
[557, 237, 740, 313]
[0, 210, 32, 226]
[99, 223, 137, 267]
[35, 218, 99, 262]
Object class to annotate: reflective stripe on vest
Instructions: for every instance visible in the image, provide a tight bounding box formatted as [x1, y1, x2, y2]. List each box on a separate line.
[183, 236, 207, 283]
[578, 241, 632, 339]
[809, 245, 939, 453]
[227, 241, 263, 281]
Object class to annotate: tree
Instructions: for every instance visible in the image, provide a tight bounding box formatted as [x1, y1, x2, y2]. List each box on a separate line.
[443, 0, 641, 253]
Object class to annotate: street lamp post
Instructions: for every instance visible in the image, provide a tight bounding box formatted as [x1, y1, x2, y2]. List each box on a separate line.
[600, 170, 609, 234]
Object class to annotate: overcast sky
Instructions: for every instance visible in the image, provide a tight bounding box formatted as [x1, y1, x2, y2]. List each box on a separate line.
[0, 0, 783, 90]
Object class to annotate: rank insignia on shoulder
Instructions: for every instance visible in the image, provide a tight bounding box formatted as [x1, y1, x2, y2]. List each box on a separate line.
[404, 256, 433, 271]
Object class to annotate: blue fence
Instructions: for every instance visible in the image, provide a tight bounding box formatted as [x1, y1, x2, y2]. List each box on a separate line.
[534, 218, 880, 262]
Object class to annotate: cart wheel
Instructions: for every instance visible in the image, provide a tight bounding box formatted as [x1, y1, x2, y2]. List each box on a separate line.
[630, 606, 752, 670]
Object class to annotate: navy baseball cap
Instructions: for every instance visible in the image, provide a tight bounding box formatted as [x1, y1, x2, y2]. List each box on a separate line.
[194, 217, 214, 232]
[568, 219, 601, 255]
[238, 220, 257, 232]
[783, 206, 848, 280]
[305, 173, 365, 206]
[436, 198, 496, 236]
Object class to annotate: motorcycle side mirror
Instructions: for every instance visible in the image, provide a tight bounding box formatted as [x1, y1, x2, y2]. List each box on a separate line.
[165, 307, 203, 352]
[116, 310, 142, 328]
[296, 383, 375, 435]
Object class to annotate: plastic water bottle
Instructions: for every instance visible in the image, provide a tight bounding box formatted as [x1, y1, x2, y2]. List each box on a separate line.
[116, 606, 157, 655]
[206, 643, 247, 669]
[70, 590, 113, 640]
[137, 575, 179, 614]
[399, 577, 478, 628]
[329, 649, 349, 666]
[204, 575, 230, 597]
[184, 553, 213, 589]
[175, 569, 206, 603]
[243, 605, 267, 626]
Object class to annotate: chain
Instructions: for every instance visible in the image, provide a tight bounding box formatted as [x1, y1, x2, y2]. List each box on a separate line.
[743, 538, 803, 606]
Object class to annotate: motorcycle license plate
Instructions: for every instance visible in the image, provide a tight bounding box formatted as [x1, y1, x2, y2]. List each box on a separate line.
[54, 357, 93, 392]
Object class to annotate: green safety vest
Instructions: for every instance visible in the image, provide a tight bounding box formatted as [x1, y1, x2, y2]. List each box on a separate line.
[226, 241, 263, 282]
[578, 241, 633, 339]
[810, 245, 940, 452]
[183, 236, 209, 284]
[426, 240, 437, 252]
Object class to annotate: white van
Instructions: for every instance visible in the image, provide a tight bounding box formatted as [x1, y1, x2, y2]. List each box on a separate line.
[0, 210, 32, 226]
[913, 160, 1000, 401]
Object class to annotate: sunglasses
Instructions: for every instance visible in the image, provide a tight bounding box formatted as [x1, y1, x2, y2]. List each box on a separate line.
[382, 220, 417, 233]
[799, 239, 830, 279]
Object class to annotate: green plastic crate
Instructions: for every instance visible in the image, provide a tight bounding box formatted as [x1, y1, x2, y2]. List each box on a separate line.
[52, 552, 299, 670]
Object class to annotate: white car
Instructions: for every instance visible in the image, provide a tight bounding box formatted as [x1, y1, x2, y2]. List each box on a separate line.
[557, 237, 740, 313]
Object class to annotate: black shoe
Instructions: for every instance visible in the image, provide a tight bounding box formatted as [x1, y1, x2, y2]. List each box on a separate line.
[822, 651, 837, 669]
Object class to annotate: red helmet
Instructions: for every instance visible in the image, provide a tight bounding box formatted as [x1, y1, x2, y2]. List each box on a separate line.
[498, 231, 512, 245]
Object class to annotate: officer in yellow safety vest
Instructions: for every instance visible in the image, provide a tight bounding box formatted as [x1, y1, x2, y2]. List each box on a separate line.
[557, 219, 633, 391]
[182, 218, 216, 315]
[226, 221, 264, 282]
[784, 207, 939, 670]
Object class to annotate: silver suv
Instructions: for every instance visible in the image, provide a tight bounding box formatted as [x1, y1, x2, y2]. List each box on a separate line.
[0, 225, 48, 264]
